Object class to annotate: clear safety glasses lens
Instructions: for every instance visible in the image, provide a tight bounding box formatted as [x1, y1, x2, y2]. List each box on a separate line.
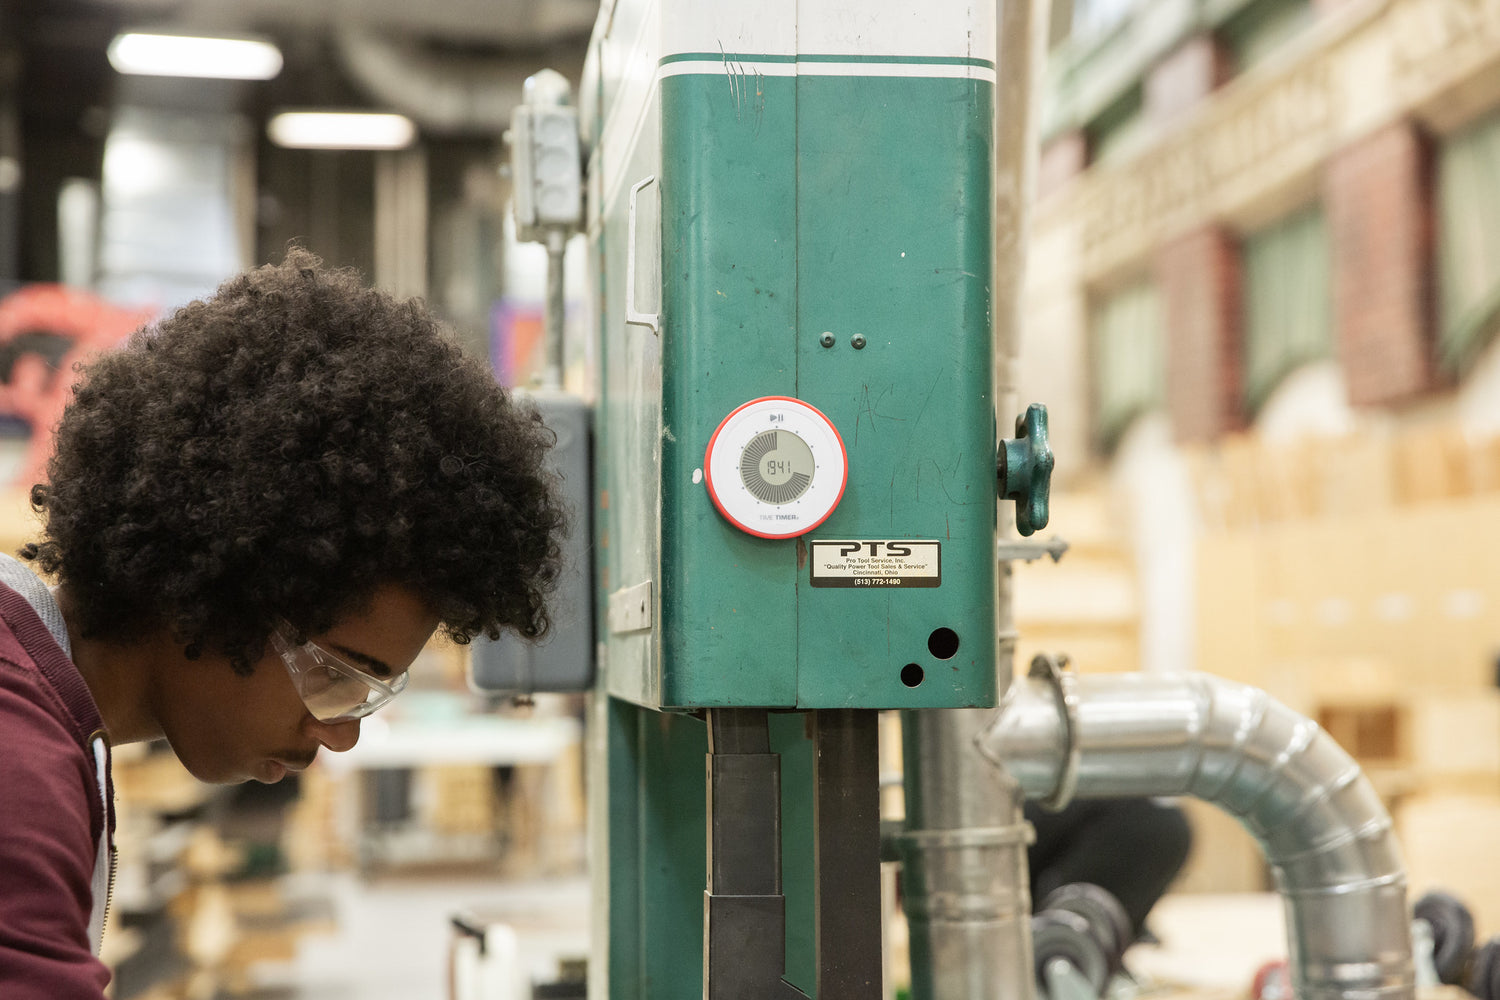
[271, 631, 409, 723]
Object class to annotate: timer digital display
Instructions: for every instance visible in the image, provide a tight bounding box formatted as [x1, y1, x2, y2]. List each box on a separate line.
[739, 430, 816, 505]
[703, 397, 848, 539]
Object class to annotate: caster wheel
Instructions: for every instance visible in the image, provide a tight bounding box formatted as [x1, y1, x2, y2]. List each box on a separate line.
[1415, 890, 1475, 986]
[1041, 883, 1134, 972]
[1033, 909, 1110, 998]
[1466, 937, 1500, 1000]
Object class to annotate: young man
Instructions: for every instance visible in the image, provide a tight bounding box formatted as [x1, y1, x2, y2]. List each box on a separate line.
[0, 250, 566, 998]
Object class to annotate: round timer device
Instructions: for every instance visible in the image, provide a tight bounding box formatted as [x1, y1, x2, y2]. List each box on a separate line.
[704, 396, 848, 539]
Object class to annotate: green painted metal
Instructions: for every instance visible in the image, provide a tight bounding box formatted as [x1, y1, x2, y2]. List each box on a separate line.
[599, 703, 817, 999]
[588, 35, 1001, 1000]
[659, 52, 995, 68]
[601, 701, 705, 1000]
[792, 74, 997, 708]
[999, 404, 1054, 537]
[656, 70, 800, 709]
[598, 70, 1000, 712]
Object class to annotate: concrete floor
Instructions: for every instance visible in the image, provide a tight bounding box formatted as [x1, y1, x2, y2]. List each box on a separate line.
[237, 871, 1287, 1000]
[247, 871, 591, 1000]
[1129, 892, 1286, 992]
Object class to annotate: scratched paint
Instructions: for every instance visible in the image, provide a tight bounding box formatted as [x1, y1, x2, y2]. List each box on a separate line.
[594, 58, 996, 712]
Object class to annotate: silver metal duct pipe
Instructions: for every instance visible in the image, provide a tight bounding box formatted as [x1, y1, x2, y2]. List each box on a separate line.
[899, 711, 1037, 1000]
[979, 665, 1415, 1000]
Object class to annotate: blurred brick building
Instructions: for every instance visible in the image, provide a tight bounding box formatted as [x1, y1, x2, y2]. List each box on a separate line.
[1013, 0, 1500, 906]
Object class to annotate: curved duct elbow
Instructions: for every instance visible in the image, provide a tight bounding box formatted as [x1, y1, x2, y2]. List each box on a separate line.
[335, 30, 542, 134]
[979, 667, 1414, 1000]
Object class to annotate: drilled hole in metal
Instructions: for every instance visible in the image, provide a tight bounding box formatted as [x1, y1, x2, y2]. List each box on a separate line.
[927, 628, 960, 660]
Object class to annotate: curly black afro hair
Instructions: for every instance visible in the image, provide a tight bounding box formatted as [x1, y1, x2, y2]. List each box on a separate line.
[23, 248, 565, 672]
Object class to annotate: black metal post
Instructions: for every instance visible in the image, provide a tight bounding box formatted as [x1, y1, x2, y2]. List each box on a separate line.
[813, 709, 883, 1000]
[704, 708, 809, 1000]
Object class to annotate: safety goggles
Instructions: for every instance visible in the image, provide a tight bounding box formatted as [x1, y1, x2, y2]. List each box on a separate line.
[270, 627, 409, 723]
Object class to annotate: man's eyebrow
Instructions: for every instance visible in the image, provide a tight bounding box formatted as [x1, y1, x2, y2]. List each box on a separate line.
[329, 643, 394, 678]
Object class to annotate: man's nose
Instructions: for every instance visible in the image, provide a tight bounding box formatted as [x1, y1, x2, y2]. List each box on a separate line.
[305, 716, 361, 754]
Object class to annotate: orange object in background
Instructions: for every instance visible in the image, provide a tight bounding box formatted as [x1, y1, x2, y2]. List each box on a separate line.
[490, 300, 544, 388]
[0, 285, 151, 486]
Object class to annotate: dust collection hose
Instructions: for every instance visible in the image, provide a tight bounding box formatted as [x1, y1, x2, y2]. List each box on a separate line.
[978, 659, 1415, 1000]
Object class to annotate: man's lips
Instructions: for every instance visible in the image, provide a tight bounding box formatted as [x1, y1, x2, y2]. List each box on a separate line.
[270, 749, 319, 771]
[258, 755, 315, 781]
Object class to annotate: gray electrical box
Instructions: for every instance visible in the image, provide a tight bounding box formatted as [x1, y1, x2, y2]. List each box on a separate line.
[509, 69, 583, 242]
[469, 389, 594, 693]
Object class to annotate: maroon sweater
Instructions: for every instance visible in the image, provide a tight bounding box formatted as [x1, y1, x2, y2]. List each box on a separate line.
[0, 584, 113, 998]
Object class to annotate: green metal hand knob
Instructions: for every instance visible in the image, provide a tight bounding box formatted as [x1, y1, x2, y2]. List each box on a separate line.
[997, 403, 1054, 537]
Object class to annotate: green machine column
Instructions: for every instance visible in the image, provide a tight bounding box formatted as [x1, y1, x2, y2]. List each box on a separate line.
[593, 41, 1000, 713]
[580, 3, 1011, 997]
[791, 68, 997, 707]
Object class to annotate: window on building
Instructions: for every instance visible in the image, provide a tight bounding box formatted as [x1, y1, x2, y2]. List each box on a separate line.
[1221, 0, 1315, 74]
[1086, 85, 1145, 166]
[1438, 110, 1500, 373]
[1071, 0, 1143, 44]
[1093, 279, 1164, 449]
[1243, 205, 1331, 412]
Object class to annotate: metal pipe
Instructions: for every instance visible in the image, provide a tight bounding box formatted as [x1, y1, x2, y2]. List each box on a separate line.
[543, 228, 566, 390]
[335, 29, 552, 134]
[979, 667, 1415, 1000]
[899, 710, 1036, 1000]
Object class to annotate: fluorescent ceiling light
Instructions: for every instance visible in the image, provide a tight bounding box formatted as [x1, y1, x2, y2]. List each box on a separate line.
[267, 112, 417, 150]
[108, 32, 283, 81]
